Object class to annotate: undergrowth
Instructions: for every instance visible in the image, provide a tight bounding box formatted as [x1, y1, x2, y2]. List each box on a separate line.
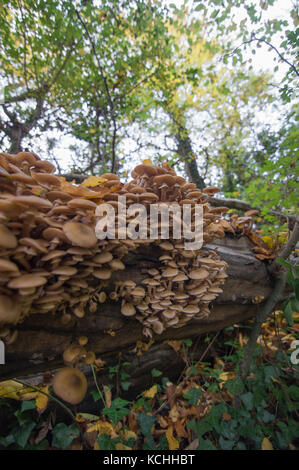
[0, 311, 298, 450]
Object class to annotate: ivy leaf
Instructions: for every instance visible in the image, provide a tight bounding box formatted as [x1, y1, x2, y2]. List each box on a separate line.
[137, 413, 156, 436]
[13, 421, 36, 448]
[51, 423, 80, 450]
[183, 386, 203, 406]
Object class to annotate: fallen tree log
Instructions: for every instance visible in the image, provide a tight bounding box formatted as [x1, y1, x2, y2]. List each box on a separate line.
[1, 234, 273, 381]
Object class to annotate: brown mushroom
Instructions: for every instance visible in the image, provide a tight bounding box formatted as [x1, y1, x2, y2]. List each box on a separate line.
[52, 367, 88, 405]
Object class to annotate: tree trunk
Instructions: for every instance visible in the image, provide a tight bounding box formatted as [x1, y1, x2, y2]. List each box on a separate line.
[175, 125, 205, 189]
[1, 234, 274, 382]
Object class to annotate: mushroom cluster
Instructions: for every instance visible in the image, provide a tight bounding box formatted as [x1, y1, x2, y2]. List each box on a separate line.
[108, 163, 229, 337]
[0, 152, 229, 341]
[0, 152, 137, 341]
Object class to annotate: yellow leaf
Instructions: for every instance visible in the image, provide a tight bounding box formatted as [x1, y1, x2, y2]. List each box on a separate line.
[143, 384, 158, 399]
[88, 128, 97, 134]
[0, 380, 36, 400]
[166, 425, 179, 450]
[35, 386, 49, 412]
[218, 371, 235, 389]
[142, 158, 153, 165]
[81, 176, 107, 188]
[94, 440, 100, 450]
[261, 236, 274, 249]
[87, 420, 117, 438]
[262, 437, 273, 450]
[121, 429, 137, 441]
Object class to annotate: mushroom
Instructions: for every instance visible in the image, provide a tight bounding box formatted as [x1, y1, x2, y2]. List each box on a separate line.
[52, 367, 88, 405]
[63, 221, 98, 248]
[0, 295, 21, 324]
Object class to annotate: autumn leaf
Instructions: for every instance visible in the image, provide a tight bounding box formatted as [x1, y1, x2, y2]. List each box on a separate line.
[261, 236, 274, 250]
[81, 175, 108, 187]
[35, 386, 49, 413]
[261, 437, 274, 450]
[143, 384, 158, 399]
[142, 158, 153, 165]
[104, 385, 112, 408]
[166, 425, 179, 450]
[87, 420, 116, 438]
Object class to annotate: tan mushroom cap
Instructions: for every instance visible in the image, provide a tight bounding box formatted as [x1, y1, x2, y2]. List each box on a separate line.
[131, 164, 157, 179]
[0, 224, 17, 249]
[63, 344, 86, 365]
[0, 295, 20, 324]
[46, 191, 73, 202]
[31, 172, 61, 187]
[162, 267, 179, 278]
[93, 252, 113, 264]
[52, 367, 88, 405]
[121, 302, 136, 316]
[189, 268, 210, 280]
[0, 259, 19, 272]
[52, 266, 78, 276]
[31, 160, 56, 173]
[11, 195, 53, 210]
[67, 198, 97, 210]
[63, 221, 98, 248]
[93, 268, 112, 280]
[7, 273, 47, 289]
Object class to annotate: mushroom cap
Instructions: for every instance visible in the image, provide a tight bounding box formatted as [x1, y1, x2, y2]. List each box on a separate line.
[93, 268, 112, 280]
[131, 164, 157, 179]
[11, 195, 53, 210]
[0, 224, 18, 249]
[188, 268, 210, 280]
[63, 344, 86, 365]
[52, 367, 88, 405]
[67, 198, 97, 210]
[93, 252, 113, 264]
[109, 259, 125, 270]
[0, 259, 19, 272]
[153, 174, 175, 187]
[121, 302, 136, 316]
[162, 268, 179, 278]
[31, 160, 56, 173]
[31, 172, 61, 187]
[7, 273, 47, 289]
[63, 221, 98, 248]
[0, 295, 20, 324]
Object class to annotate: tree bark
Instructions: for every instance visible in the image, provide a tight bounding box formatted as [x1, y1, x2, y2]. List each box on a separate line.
[0, 234, 274, 381]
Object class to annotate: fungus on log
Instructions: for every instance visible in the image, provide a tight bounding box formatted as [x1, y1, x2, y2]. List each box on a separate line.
[0, 151, 274, 384]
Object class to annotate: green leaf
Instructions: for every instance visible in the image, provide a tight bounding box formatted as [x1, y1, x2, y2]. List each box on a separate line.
[137, 413, 156, 436]
[276, 257, 292, 268]
[219, 436, 235, 450]
[51, 423, 79, 450]
[284, 300, 294, 326]
[103, 398, 130, 425]
[0, 434, 15, 447]
[197, 437, 217, 450]
[151, 368, 163, 377]
[121, 381, 131, 391]
[13, 421, 36, 448]
[21, 400, 36, 412]
[240, 392, 254, 411]
[183, 386, 203, 406]
[97, 434, 116, 450]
